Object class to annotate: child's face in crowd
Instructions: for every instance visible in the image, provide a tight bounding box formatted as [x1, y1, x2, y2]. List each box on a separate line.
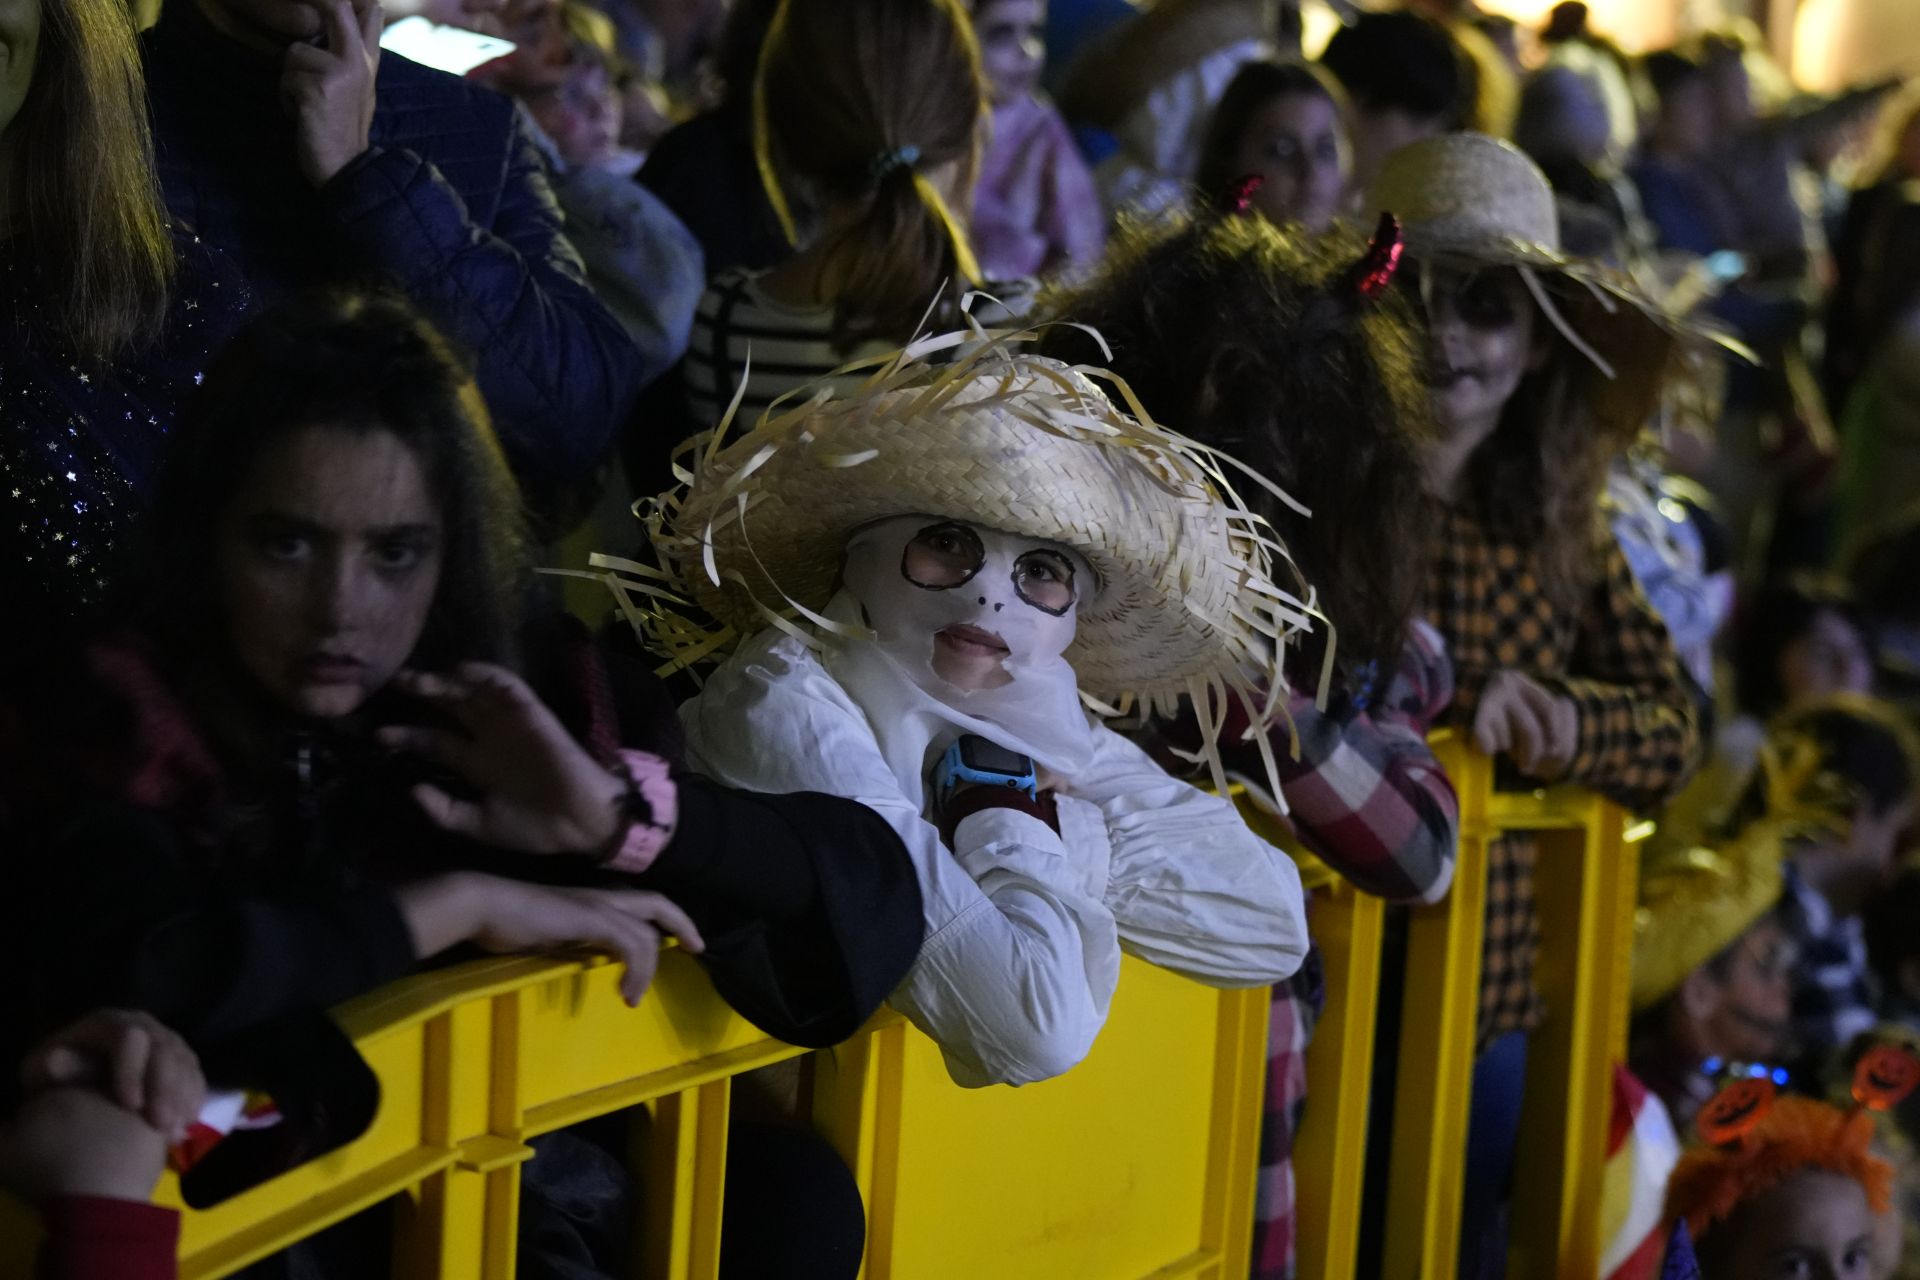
[1779, 610, 1874, 709]
[1685, 917, 1796, 1064]
[1706, 1169, 1878, 1280]
[842, 516, 1083, 693]
[975, 0, 1044, 106]
[1231, 91, 1349, 234]
[527, 60, 622, 170]
[1417, 267, 1541, 442]
[219, 427, 444, 719]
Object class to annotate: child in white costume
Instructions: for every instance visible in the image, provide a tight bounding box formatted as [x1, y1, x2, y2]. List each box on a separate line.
[617, 339, 1313, 1087]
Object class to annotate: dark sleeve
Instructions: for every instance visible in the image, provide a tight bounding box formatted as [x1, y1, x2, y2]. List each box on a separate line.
[9, 807, 417, 1056]
[626, 779, 924, 1048]
[318, 114, 642, 492]
[34, 1198, 179, 1280]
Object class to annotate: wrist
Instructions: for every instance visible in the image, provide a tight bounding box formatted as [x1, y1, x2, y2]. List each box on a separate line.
[940, 786, 1059, 846]
[572, 769, 630, 855]
[395, 872, 486, 958]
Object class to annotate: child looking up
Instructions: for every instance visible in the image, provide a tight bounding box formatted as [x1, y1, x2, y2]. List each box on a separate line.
[968, 0, 1105, 280]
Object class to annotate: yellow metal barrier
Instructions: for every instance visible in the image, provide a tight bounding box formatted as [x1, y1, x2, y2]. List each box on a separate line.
[0, 948, 1262, 1279]
[1283, 736, 1641, 1280]
[2, 743, 1641, 1280]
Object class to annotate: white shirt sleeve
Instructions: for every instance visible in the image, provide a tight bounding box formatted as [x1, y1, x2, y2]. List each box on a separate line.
[679, 635, 1120, 1087]
[1064, 724, 1310, 988]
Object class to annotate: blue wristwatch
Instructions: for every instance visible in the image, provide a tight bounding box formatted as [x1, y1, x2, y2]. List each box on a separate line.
[934, 735, 1040, 803]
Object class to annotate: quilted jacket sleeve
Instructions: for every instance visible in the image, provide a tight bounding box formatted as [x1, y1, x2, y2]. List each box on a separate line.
[319, 110, 641, 491]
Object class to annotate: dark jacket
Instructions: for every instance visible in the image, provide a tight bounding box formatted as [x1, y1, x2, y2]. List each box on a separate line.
[0, 620, 923, 1082]
[141, 2, 642, 513]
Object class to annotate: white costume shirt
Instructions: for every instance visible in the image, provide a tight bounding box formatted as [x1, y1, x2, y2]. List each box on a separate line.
[681, 627, 1309, 1088]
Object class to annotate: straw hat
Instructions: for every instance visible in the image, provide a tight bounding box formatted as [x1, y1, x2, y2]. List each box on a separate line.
[1364, 132, 1739, 438]
[1631, 829, 1786, 1011]
[599, 333, 1317, 752]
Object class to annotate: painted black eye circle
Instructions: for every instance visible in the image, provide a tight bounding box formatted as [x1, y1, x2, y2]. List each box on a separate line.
[901, 522, 985, 589]
[1013, 549, 1076, 615]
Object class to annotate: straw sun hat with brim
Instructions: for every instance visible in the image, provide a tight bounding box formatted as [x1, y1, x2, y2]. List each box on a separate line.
[1364, 132, 1746, 440]
[587, 329, 1322, 790]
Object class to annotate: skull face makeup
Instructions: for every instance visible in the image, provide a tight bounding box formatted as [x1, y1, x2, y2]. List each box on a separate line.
[842, 516, 1089, 692]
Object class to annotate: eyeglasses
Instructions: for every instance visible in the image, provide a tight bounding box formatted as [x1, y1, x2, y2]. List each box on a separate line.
[900, 522, 1078, 616]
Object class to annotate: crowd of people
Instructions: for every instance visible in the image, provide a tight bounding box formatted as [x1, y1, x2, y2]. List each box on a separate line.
[4, 0, 1920, 1277]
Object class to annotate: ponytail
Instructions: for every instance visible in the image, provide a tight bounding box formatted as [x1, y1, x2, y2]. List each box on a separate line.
[753, 0, 986, 350]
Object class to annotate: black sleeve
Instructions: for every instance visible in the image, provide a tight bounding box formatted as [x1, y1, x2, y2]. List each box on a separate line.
[627, 779, 924, 1048]
[7, 806, 417, 1059]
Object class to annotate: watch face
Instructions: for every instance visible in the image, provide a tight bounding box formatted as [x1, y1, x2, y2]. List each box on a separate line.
[958, 736, 1032, 776]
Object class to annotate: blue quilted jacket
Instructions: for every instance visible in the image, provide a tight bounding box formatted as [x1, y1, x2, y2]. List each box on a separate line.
[143, 1, 642, 504]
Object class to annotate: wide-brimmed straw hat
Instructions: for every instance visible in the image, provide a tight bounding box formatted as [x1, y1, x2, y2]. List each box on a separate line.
[1365, 132, 1740, 438]
[593, 331, 1319, 765]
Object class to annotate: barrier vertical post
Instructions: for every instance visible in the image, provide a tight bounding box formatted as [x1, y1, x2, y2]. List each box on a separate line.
[1382, 736, 1493, 1280]
[637, 1081, 731, 1280]
[1506, 800, 1637, 1278]
[1292, 880, 1386, 1280]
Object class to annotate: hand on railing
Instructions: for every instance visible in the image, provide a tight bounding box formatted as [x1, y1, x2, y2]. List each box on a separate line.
[1471, 671, 1577, 783]
[394, 873, 704, 1006]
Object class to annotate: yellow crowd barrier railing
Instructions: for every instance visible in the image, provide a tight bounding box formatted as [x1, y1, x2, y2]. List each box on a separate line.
[2, 946, 1263, 1280]
[1283, 734, 1644, 1280]
[1, 742, 1641, 1280]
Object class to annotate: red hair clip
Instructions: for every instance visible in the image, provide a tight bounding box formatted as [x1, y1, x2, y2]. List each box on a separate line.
[1351, 212, 1403, 299]
[1225, 174, 1265, 214]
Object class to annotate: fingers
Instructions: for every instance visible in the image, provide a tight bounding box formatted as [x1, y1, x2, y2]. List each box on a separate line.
[1512, 679, 1576, 768]
[143, 1028, 207, 1141]
[1506, 697, 1548, 773]
[359, 0, 385, 58]
[377, 723, 482, 776]
[408, 781, 486, 838]
[1472, 688, 1511, 757]
[321, 0, 358, 56]
[110, 1025, 153, 1118]
[608, 892, 705, 954]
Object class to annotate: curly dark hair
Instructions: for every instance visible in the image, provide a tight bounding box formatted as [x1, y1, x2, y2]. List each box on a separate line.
[1042, 213, 1436, 676]
[144, 291, 531, 687]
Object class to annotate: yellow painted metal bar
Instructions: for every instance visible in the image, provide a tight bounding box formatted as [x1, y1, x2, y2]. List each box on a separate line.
[1383, 736, 1493, 1280]
[1509, 799, 1637, 1279]
[1292, 880, 1386, 1280]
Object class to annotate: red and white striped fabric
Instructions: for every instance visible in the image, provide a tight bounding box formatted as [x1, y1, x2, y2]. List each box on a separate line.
[1604, 1065, 1684, 1280]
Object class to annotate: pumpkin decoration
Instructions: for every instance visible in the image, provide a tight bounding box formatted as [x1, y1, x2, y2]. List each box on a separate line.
[1852, 1044, 1920, 1113]
[1697, 1075, 1778, 1148]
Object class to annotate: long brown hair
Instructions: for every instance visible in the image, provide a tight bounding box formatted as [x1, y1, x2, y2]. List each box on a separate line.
[1046, 214, 1437, 675]
[753, 0, 986, 350]
[1462, 275, 1622, 607]
[8, 0, 174, 361]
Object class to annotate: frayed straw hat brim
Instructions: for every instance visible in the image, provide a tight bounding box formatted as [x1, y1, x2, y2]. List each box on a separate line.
[594, 329, 1323, 763]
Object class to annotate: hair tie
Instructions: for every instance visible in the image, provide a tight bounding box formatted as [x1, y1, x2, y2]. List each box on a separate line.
[869, 144, 922, 183]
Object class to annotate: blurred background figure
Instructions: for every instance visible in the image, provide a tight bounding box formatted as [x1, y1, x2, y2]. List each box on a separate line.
[1193, 59, 1349, 231]
[1317, 9, 1474, 198]
[967, 0, 1106, 282]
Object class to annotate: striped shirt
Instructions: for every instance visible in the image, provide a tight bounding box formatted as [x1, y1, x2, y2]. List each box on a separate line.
[683, 269, 894, 429]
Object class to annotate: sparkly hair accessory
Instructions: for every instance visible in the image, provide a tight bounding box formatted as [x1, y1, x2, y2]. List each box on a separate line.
[1224, 174, 1265, 214]
[1348, 213, 1404, 299]
[869, 144, 923, 183]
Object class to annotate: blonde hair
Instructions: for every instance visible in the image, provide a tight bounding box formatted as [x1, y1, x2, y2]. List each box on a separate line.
[10, 0, 175, 361]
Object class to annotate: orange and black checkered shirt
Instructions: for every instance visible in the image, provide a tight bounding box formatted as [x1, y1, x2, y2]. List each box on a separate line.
[1426, 505, 1700, 1051]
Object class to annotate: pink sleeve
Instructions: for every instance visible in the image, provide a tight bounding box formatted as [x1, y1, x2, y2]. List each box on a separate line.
[1039, 104, 1107, 269]
[600, 749, 680, 874]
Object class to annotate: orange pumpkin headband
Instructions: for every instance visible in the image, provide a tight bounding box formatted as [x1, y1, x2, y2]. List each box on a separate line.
[1663, 1046, 1917, 1238]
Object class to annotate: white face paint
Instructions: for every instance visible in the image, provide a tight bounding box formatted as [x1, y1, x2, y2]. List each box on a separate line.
[841, 515, 1087, 692]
